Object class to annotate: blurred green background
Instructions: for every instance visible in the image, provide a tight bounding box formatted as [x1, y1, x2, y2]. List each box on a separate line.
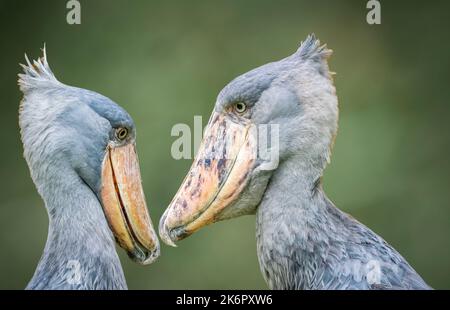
[0, 0, 449, 289]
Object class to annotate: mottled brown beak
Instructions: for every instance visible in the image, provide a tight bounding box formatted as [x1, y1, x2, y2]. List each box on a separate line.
[159, 112, 257, 246]
[101, 143, 159, 264]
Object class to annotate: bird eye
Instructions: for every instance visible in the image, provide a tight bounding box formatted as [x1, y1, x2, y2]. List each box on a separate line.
[234, 102, 247, 114]
[115, 127, 128, 141]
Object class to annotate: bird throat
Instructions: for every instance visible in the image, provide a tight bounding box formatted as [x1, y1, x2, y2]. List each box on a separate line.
[27, 178, 127, 290]
[255, 156, 329, 289]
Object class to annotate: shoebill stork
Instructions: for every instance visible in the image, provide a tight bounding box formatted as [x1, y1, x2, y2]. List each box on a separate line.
[18, 49, 159, 290]
[159, 35, 431, 290]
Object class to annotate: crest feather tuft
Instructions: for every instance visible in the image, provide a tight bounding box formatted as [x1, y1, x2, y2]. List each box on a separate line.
[18, 45, 60, 93]
[295, 34, 333, 63]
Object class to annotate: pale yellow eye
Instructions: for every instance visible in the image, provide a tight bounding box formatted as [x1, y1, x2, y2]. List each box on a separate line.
[234, 102, 247, 114]
[116, 127, 128, 140]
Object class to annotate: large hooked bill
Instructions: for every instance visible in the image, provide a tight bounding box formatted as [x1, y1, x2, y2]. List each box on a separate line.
[159, 112, 259, 246]
[101, 142, 160, 264]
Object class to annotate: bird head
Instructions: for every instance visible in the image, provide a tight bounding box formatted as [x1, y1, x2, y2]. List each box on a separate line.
[18, 48, 160, 265]
[160, 35, 338, 246]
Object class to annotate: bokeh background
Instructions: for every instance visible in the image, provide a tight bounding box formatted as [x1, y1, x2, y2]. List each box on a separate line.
[0, 0, 449, 289]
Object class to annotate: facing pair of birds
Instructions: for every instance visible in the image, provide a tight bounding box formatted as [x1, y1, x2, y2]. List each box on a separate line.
[18, 35, 431, 290]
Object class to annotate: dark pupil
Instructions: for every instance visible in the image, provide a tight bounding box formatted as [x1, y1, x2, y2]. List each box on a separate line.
[236, 103, 245, 111]
[118, 128, 127, 139]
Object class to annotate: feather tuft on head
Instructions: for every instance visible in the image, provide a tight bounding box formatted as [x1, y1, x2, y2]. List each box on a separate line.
[295, 34, 333, 63]
[18, 45, 60, 93]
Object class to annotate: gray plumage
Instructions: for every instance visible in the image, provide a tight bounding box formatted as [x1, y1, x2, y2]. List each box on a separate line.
[216, 35, 431, 289]
[18, 48, 134, 289]
[256, 161, 430, 289]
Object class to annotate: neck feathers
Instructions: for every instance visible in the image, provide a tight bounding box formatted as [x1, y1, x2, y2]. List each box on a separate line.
[256, 157, 430, 290]
[27, 173, 126, 290]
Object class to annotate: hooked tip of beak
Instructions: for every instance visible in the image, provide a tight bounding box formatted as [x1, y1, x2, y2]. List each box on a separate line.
[138, 246, 161, 265]
[158, 211, 178, 248]
[125, 231, 161, 265]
